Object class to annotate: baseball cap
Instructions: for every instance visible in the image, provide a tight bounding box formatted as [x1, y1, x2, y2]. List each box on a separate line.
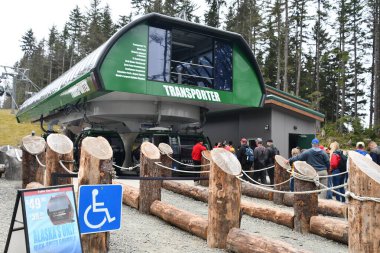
[311, 138, 319, 145]
[256, 138, 263, 143]
[356, 141, 365, 148]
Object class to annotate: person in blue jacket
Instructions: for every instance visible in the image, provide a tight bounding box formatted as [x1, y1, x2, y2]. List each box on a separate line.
[285, 138, 330, 199]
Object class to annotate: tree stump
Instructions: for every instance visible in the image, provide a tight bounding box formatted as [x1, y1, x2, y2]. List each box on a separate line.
[200, 150, 211, 186]
[21, 134, 46, 188]
[158, 143, 173, 178]
[45, 134, 74, 186]
[207, 148, 241, 249]
[139, 142, 161, 214]
[273, 155, 291, 205]
[293, 161, 318, 234]
[347, 151, 380, 252]
[78, 136, 113, 253]
[4, 148, 22, 180]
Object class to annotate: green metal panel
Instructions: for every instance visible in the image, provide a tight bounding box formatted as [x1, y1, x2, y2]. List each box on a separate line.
[17, 74, 97, 122]
[100, 24, 148, 94]
[99, 24, 263, 107]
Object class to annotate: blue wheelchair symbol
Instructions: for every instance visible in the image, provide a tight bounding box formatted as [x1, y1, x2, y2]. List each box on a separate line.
[78, 185, 122, 234]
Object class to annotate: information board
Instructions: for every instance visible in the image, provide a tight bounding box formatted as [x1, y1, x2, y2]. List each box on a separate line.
[5, 185, 83, 253]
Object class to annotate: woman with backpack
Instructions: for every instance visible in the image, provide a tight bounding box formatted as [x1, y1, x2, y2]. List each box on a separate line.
[329, 142, 347, 202]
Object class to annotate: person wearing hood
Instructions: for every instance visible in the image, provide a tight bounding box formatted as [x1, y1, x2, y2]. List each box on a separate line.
[285, 138, 330, 199]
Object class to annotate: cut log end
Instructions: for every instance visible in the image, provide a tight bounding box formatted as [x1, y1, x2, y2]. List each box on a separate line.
[26, 182, 44, 189]
[348, 150, 380, 184]
[158, 143, 173, 155]
[22, 135, 46, 155]
[47, 134, 73, 154]
[202, 150, 211, 160]
[275, 155, 291, 171]
[81, 136, 113, 160]
[294, 161, 318, 178]
[141, 142, 160, 160]
[210, 148, 241, 176]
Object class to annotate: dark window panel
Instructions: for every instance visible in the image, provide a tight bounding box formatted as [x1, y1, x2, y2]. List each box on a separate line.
[148, 27, 171, 82]
[214, 40, 233, 91]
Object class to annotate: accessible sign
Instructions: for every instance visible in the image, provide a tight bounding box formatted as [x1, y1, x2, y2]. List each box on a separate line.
[5, 185, 83, 253]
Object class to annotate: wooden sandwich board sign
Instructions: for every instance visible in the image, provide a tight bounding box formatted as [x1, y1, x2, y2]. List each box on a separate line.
[4, 185, 83, 253]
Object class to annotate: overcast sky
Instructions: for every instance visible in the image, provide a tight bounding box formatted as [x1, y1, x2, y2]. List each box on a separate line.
[0, 0, 137, 67]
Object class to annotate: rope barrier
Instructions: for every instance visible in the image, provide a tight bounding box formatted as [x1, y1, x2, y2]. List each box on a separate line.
[15, 150, 22, 162]
[165, 155, 210, 167]
[59, 160, 78, 175]
[317, 170, 348, 178]
[116, 175, 209, 181]
[243, 165, 274, 173]
[236, 175, 348, 195]
[346, 191, 380, 203]
[155, 162, 210, 174]
[113, 163, 140, 171]
[242, 171, 292, 187]
[35, 155, 46, 168]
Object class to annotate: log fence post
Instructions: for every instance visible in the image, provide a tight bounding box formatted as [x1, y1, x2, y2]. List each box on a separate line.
[45, 134, 74, 186]
[77, 136, 114, 253]
[207, 148, 241, 249]
[139, 142, 161, 214]
[273, 155, 291, 205]
[347, 151, 380, 252]
[200, 150, 211, 187]
[21, 133, 46, 188]
[293, 161, 318, 234]
[158, 143, 173, 178]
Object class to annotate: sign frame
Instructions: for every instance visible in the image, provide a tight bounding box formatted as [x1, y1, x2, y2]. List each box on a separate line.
[4, 185, 83, 253]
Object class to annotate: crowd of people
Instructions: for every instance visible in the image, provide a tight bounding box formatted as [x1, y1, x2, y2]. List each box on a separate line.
[191, 136, 380, 203]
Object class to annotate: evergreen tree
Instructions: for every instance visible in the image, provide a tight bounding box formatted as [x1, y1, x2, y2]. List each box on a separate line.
[81, 0, 105, 54]
[20, 29, 36, 60]
[67, 6, 84, 67]
[115, 13, 132, 30]
[101, 4, 116, 40]
[205, 0, 225, 28]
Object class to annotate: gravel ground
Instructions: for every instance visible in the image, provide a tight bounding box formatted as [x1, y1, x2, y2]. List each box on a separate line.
[0, 178, 348, 253]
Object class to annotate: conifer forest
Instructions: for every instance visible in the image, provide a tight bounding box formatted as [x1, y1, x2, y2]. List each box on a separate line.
[6, 0, 380, 137]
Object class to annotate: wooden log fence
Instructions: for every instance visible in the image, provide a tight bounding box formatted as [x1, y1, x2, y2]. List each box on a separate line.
[150, 200, 208, 240]
[21, 134, 46, 188]
[293, 161, 318, 234]
[158, 143, 173, 178]
[200, 150, 211, 186]
[207, 148, 241, 248]
[77, 136, 113, 253]
[226, 228, 309, 253]
[273, 155, 291, 205]
[4, 148, 22, 180]
[139, 142, 161, 214]
[45, 134, 74, 186]
[114, 181, 139, 209]
[347, 151, 380, 252]
[309, 216, 348, 244]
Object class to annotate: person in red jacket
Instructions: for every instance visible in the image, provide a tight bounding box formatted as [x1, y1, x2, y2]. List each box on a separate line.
[192, 139, 207, 167]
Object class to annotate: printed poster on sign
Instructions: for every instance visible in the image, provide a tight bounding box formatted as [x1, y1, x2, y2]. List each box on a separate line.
[23, 186, 82, 253]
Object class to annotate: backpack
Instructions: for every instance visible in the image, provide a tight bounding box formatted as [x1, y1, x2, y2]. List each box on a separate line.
[245, 146, 254, 163]
[335, 150, 347, 172]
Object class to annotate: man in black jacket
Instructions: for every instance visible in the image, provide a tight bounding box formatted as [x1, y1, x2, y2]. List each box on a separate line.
[266, 139, 279, 185]
[236, 138, 253, 180]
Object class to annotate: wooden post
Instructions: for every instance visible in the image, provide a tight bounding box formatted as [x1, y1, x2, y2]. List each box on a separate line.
[21, 134, 46, 188]
[347, 151, 380, 252]
[4, 148, 22, 180]
[200, 150, 211, 186]
[293, 161, 318, 234]
[158, 143, 173, 178]
[45, 134, 74, 186]
[77, 136, 113, 253]
[273, 155, 291, 205]
[139, 142, 161, 214]
[207, 148, 241, 249]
